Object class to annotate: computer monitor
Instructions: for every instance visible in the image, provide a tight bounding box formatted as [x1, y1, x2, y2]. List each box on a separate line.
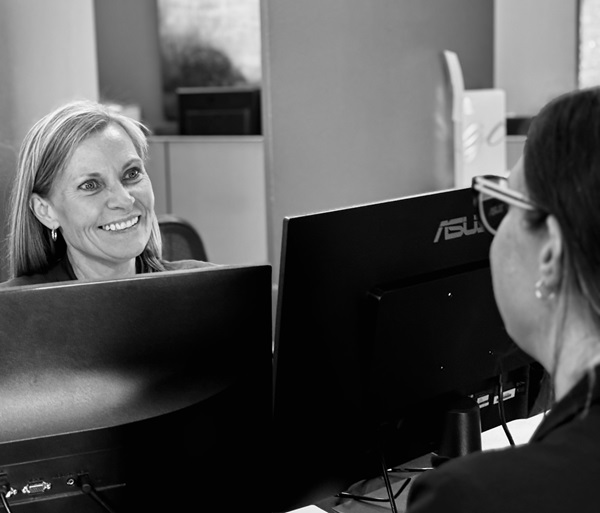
[271, 187, 542, 512]
[0, 264, 271, 512]
[177, 86, 262, 136]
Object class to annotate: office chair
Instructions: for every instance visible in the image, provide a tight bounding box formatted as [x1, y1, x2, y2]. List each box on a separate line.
[157, 214, 209, 262]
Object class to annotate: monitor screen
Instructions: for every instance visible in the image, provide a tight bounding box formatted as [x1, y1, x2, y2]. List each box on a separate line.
[271, 187, 542, 512]
[0, 264, 271, 512]
[177, 86, 262, 136]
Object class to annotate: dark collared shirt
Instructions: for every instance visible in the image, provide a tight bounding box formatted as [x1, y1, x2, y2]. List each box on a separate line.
[407, 366, 600, 513]
[0, 257, 215, 288]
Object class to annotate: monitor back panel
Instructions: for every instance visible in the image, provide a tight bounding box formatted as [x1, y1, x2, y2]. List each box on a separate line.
[272, 188, 534, 511]
[0, 264, 272, 511]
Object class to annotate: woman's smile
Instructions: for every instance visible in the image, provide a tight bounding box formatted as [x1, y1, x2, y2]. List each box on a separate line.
[99, 215, 141, 232]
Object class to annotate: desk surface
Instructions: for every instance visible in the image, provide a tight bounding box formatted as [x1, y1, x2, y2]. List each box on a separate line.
[286, 413, 545, 513]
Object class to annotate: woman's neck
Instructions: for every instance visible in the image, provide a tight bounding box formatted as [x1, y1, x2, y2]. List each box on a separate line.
[67, 250, 137, 281]
[553, 327, 600, 402]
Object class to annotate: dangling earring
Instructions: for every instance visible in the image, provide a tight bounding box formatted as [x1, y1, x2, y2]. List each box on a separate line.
[535, 279, 556, 300]
[51, 228, 58, 242]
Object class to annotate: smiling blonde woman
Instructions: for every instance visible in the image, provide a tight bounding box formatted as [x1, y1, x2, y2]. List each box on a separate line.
[2, 100, 214, 287]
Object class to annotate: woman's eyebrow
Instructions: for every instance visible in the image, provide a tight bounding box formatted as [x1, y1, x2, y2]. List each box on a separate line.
[77, 171, 103, 180]
[122, 157, 143, 169]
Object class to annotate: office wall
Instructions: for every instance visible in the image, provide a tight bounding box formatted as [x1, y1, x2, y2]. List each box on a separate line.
[94, 0, 171, 134]
[494, 0, 578, 116]
[0, 0, 98, 281]
[146, 137, 268, 265]
[262, 0, 494, 279]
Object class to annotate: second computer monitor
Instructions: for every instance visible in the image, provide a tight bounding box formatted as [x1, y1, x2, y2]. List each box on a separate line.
[272, 187, 540, 512]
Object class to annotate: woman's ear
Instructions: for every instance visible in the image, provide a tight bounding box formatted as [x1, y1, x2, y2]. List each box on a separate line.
[539, 215, 563, 291]
[30, 193, 58, 230]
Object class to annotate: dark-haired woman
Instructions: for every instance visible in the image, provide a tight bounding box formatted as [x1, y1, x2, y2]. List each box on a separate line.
[408, 87, 600, 512]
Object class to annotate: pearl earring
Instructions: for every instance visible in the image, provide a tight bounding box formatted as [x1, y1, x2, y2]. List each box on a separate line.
[535, 279, 556, 300]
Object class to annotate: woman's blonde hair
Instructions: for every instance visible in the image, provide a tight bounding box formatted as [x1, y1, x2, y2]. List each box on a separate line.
[6, 100, 164, 278]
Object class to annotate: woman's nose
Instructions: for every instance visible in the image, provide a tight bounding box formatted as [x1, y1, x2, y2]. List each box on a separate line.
[107, 183, 135, 209]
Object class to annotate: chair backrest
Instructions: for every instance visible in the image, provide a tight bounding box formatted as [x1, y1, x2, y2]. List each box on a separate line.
[158, 214, 209, 262]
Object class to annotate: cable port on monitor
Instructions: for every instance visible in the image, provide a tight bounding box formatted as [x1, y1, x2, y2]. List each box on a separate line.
[21, 480, 51, 494]
[0, 474, 16, 498]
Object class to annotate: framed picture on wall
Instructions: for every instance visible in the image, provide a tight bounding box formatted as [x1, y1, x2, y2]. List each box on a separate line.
[156, 0, 262, 130]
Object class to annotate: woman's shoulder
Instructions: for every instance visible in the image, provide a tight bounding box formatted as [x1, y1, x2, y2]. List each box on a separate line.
[0, 259, 74, 289]
[406, 432, 598, 513]
[406, 446, 540, 513]
[160, 259, 220, 272]
[0, 275, 41, 288]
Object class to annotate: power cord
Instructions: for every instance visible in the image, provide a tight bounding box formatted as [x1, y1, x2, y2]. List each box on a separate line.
[0, 492, 13, 513]
[0, 476, 14, 513]
[497, 374, 515, 446]
[336, 451, 411, 513]
[78, 474, 118, 513]
[337, 477, 411, 506]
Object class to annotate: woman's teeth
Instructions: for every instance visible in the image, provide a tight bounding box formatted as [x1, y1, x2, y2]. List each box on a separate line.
[101, 216, 140, 232]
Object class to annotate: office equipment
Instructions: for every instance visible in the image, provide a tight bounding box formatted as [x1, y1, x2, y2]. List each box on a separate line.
[443, 50, 508, 186]
[177, 86, 262, 135]
[272, 187, 542, 512]
[158, 213, 209, 261]
[0, 264, 271, 512]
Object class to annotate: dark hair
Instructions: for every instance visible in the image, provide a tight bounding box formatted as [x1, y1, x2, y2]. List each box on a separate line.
[524, 87, 600, 322]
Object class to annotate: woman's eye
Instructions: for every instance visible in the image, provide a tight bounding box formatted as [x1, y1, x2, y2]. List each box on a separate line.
[124, 167, 142, 181]
[80, 180, 98, 191]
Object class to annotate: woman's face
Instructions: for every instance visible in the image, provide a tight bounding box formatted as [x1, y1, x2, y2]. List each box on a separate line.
[43, 123, 155, 274]
[490, 158, 545, 360]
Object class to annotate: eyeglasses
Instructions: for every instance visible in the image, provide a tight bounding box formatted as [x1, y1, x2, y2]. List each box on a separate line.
[472, 175, 541, 235]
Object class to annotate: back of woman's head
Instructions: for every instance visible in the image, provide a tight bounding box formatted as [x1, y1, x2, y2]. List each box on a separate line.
[7, 100, 161, 278]
[524, 87, 600, 321]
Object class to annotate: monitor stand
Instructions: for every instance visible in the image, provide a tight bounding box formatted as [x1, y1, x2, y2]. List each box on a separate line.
[431, 396, 482, 467]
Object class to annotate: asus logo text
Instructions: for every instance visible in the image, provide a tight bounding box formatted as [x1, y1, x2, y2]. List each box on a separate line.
[433, 215, 485, 243]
